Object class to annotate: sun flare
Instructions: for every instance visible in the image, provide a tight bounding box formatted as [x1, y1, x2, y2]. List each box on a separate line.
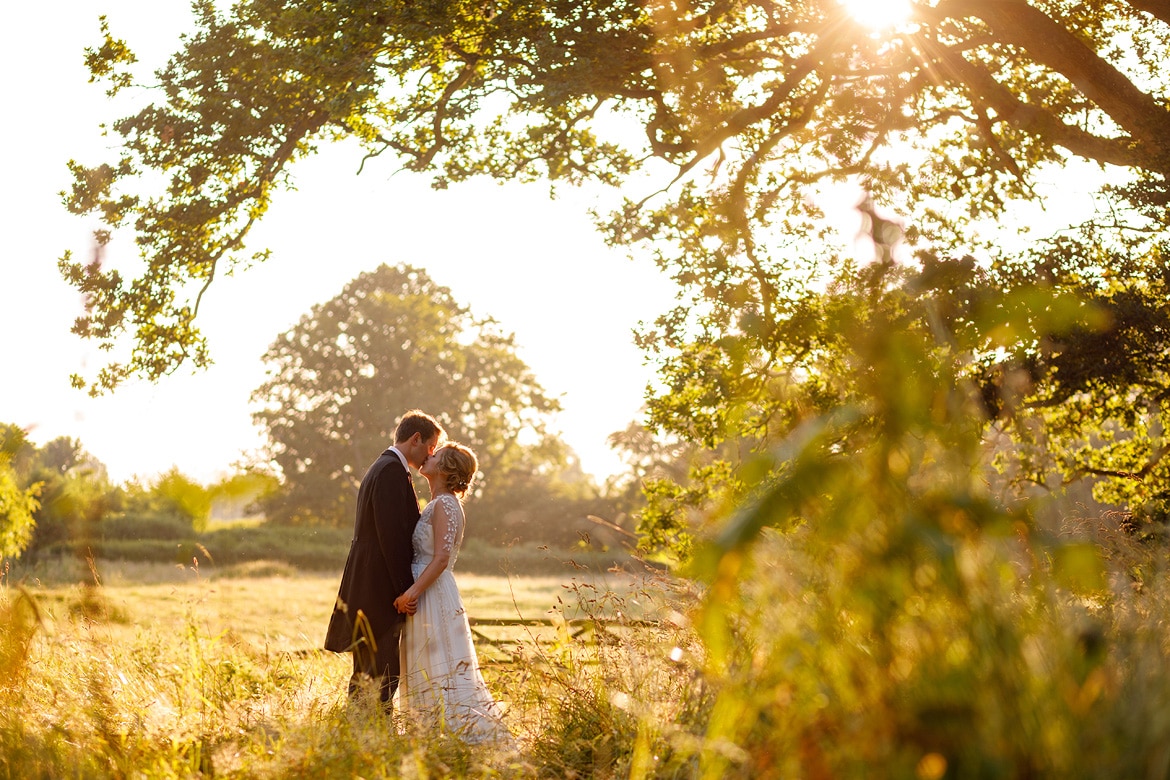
[839, 0, 913, 31]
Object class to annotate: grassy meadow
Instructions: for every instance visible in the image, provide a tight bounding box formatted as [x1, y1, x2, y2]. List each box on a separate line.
[8, 514, 1170, 778]
[1, 548, 700, 779]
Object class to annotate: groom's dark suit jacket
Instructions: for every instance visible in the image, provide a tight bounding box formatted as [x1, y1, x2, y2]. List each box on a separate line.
[323, 448, 420, 653]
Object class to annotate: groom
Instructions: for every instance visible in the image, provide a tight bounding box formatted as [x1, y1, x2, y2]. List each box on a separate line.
[324, 409, 444, 706]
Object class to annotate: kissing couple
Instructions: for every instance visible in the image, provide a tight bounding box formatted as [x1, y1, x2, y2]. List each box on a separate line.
[323, 409, 510, 745]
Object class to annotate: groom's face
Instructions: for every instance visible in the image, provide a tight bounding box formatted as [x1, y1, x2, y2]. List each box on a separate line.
[403, 432, 440, 469]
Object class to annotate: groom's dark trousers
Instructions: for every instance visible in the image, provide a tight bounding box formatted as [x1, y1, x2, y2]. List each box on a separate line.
[351, 622, 404, 704]
[323, 448, 421, 705]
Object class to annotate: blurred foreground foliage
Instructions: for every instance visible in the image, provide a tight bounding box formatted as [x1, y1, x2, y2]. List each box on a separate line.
[675, 256, 1146, 777]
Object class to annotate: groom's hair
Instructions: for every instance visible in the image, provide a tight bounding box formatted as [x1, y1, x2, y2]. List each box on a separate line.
[394, 410, 443, 444]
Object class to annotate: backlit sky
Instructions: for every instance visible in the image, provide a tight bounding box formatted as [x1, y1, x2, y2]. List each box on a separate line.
[1, 1, 677, 485]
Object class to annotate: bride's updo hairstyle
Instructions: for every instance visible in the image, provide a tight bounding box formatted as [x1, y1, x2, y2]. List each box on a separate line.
[436, 442, 478, 497]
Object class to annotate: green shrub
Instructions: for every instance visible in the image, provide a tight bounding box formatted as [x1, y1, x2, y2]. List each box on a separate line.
[100, 512, 195, 541]
[27, 518, 644, 576]
[199, 524, 350, 570]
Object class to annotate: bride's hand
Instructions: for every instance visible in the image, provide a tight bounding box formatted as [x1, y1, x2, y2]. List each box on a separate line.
[395, 592, 418, 615]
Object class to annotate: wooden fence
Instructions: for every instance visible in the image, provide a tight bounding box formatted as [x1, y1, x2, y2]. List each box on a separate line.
[292, 617, 659, 660]
[467, 616, 657, 654]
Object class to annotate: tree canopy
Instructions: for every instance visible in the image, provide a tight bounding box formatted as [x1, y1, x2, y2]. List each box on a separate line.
[251, 263, 569, 526]
[61, 0, 1170, 543]
[66, 0, 1170, 392]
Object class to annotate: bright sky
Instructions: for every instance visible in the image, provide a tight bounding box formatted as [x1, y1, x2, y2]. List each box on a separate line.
[0, 1, 676, 485]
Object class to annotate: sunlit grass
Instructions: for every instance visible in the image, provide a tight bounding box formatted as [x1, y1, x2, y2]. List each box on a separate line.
[1, 558, 696, 777]
[8, 520, 1170, 777]
[22, 564, 637, 653]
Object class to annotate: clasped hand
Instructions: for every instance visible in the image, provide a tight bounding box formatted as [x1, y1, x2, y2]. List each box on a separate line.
[394, 592, 418, 615]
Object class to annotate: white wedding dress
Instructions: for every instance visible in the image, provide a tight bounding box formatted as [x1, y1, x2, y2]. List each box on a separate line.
[398, 493, 510, 744]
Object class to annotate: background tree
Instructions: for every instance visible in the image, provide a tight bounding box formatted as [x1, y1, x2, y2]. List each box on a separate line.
[0, 425, 40, 560]
[124, 468, 213, 533]
[976, 233, 1170, 531]
[65, 1, 1170, 392]
[206, 471, 279, 523]
[605, 419, 727, 560]
[250, 263, 572, 529]
[630, 211, 1170, 556]
[23, 436, 112, 554]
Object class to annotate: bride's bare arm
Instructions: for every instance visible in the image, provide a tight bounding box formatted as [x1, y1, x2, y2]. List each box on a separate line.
[395, 498, 455, 610]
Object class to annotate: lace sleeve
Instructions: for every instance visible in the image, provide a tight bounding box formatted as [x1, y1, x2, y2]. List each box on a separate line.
[432, 494, 462, 555]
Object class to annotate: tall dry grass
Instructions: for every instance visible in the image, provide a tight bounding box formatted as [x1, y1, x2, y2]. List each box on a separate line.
[5, 524, 1170, 778]
[0, 555, 697, 779]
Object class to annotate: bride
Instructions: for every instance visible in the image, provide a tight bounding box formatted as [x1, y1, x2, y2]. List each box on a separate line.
[392, 442, 511, 744]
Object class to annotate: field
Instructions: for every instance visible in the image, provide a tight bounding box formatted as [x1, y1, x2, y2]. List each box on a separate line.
[1, 554, 698, 779]
[10, 523, 1170, 778]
